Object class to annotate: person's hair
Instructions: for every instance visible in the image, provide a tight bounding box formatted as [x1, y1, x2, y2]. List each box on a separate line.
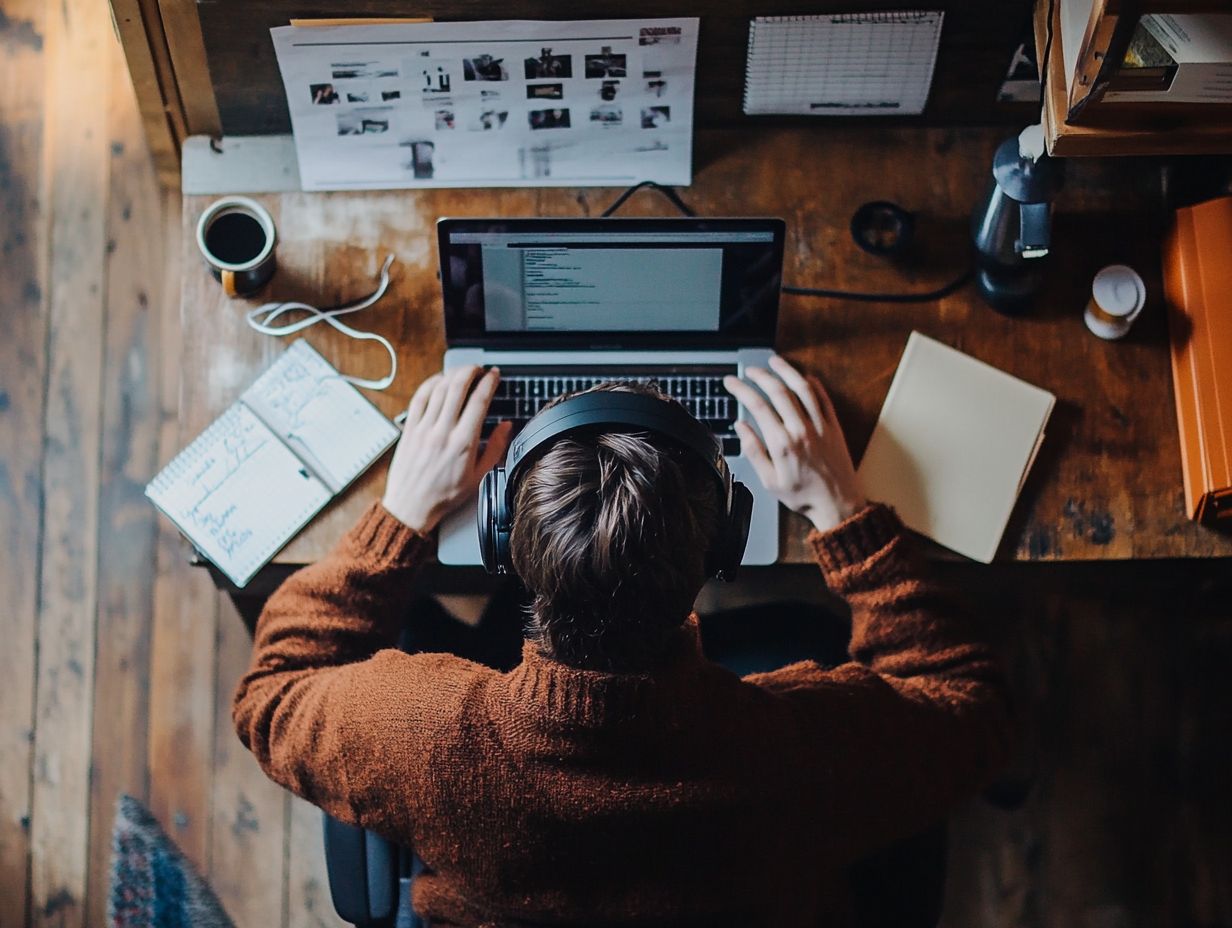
[509, 382, 721, 671]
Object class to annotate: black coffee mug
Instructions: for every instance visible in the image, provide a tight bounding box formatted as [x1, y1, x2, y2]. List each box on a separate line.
[196, 196, 277, 297]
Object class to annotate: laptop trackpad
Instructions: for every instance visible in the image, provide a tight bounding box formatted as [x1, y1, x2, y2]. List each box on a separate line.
[438, 502, 482, 566]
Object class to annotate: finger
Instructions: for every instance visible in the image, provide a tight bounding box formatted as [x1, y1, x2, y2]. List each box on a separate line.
[746, 367, 811, 437]
[434, 364, 482, 426]
[769, 355, 825, 432]
[733, 420, 776, 489]
[421, 372, 451, 424]
[458, 367, 501, 443]
[405, 372, 442, 425]
[724, 374, 789, 454]
[474, 419, 514, 474]
[806, 373, 840, 426]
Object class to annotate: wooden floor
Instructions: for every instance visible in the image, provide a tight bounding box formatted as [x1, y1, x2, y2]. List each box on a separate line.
[0, 2, 344, 926]
[2, 2, 1231, 927]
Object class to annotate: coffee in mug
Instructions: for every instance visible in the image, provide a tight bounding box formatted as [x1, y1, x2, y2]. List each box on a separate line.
[196, 196, 277, 297]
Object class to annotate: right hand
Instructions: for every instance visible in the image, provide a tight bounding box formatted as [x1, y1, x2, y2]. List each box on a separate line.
[723, 355, 866, 533]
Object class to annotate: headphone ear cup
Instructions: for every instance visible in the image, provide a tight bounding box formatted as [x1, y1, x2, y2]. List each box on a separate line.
[712, 481, 754, 581]
[477, 468, 511, 575]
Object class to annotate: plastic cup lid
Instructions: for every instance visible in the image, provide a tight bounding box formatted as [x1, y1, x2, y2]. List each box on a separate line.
[1092, 265, 1145, 318]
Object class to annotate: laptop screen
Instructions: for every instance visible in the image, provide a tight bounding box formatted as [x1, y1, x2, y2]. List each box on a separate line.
[438, 218, 784, 349]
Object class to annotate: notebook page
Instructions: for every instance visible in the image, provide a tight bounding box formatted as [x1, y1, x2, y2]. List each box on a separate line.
[857, 332, 1055, 563]
[145, 404, 331, 587]
[743, 12, 945, 116]
[242, 340, 399, 493]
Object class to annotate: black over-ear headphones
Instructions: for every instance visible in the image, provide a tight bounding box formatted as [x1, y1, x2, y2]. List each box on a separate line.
[477, 391, 753, 581]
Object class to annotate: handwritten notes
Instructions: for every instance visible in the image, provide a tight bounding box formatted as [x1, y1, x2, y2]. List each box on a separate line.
[147, 404, 330, 586]
[245, 341, 399, 493]
[146, 340, 398, 587]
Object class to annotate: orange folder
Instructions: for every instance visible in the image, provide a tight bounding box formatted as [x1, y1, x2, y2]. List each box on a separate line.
[1165, 196, 1232, 524]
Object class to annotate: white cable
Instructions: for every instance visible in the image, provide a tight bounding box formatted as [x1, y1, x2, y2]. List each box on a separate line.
[244, 254, 398, 390]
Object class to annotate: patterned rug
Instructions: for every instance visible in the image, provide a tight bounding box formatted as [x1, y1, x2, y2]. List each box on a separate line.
[108, 795, 235, 928]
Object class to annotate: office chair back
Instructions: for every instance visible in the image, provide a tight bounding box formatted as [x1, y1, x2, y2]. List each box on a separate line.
[323, 814, 422, 928]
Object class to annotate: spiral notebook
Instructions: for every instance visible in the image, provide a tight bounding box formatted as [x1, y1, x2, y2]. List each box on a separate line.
[743, 11, 945, 116]
[146, 339, 399, 587]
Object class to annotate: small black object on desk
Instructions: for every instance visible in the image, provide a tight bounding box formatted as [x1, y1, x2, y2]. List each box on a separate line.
[850, 201, 916, 258]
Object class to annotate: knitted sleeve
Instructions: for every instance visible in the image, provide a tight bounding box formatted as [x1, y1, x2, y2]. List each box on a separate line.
[747, 503, 1014, 859]
[231, 501, 477, 828]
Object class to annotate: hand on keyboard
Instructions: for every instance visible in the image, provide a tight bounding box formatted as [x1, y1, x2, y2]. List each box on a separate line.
[382, 366, 513, 533]
[724, 355, 865, 533]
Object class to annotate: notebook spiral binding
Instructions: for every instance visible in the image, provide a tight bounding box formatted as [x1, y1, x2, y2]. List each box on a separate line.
[755, 12, 934, 25]
[831, 12, 933, 24]
[742, 19, 760, 114]
[147, 406, 242, 496]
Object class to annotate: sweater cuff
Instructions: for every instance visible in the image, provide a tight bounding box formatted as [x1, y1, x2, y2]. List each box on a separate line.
[807, 502, 902, 577]
[342, 500, 433, 569]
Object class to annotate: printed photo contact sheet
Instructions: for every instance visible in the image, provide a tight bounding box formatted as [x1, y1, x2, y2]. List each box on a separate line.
[271, 19, 699, 189]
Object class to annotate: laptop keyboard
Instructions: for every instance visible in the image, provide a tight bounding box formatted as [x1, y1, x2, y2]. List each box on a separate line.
[482, 365, 742, 456]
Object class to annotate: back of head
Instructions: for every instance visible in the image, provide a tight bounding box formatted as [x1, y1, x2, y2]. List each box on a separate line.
[509, 384, 721, 671]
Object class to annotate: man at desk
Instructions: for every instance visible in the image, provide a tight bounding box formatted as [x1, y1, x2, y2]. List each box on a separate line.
[233, 357, 1012, 925]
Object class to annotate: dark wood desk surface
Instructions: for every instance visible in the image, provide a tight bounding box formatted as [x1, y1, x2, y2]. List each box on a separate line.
[178, 127, 1232, 564]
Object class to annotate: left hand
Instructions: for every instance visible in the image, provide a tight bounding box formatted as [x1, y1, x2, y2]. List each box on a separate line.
[381, 365, 513, 534]
[723, 355, 865, 533]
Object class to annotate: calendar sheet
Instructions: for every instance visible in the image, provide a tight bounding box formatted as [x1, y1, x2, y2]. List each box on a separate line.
[743, 12, 944, 116]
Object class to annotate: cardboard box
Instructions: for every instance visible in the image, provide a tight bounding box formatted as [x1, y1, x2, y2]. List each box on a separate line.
[1106, 15, 1232, 104]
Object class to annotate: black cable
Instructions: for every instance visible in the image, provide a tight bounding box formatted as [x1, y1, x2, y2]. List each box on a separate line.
[601, 182, 972, 304]
[781, 270, 973, 303]
[600, 180, 696, 217]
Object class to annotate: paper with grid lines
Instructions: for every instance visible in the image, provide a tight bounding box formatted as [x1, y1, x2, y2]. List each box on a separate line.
[743, 12, 944, 116]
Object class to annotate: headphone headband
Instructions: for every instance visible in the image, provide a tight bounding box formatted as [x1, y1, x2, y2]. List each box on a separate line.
[504, 392, 731, 510]
[478, 389, 752, 580]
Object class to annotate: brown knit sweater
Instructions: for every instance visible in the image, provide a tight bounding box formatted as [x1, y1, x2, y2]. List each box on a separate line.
[234, 502, 1012, 926]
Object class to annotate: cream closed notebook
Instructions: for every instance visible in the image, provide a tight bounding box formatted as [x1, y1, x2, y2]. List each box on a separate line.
[857, 332, 1055, 563]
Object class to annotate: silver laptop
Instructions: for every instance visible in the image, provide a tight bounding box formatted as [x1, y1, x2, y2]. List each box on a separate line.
[437, 217, 785, 566]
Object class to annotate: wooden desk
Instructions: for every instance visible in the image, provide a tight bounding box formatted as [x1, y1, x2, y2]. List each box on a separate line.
[178, 127, 1232, 564]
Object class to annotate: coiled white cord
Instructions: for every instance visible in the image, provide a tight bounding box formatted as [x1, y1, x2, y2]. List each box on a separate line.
[244, 254, 398, 390]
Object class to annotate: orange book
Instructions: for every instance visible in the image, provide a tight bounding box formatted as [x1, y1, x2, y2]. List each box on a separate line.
[1165, 196, 1232, 524]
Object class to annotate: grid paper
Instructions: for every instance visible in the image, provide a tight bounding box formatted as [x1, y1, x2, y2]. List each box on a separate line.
[743, 12, 945, 116]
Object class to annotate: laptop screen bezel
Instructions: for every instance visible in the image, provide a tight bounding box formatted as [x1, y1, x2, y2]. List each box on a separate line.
[437, 217, 785, 350]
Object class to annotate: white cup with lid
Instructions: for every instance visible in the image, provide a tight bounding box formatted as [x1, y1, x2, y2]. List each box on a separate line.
[1084, 264, 1146, 340]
